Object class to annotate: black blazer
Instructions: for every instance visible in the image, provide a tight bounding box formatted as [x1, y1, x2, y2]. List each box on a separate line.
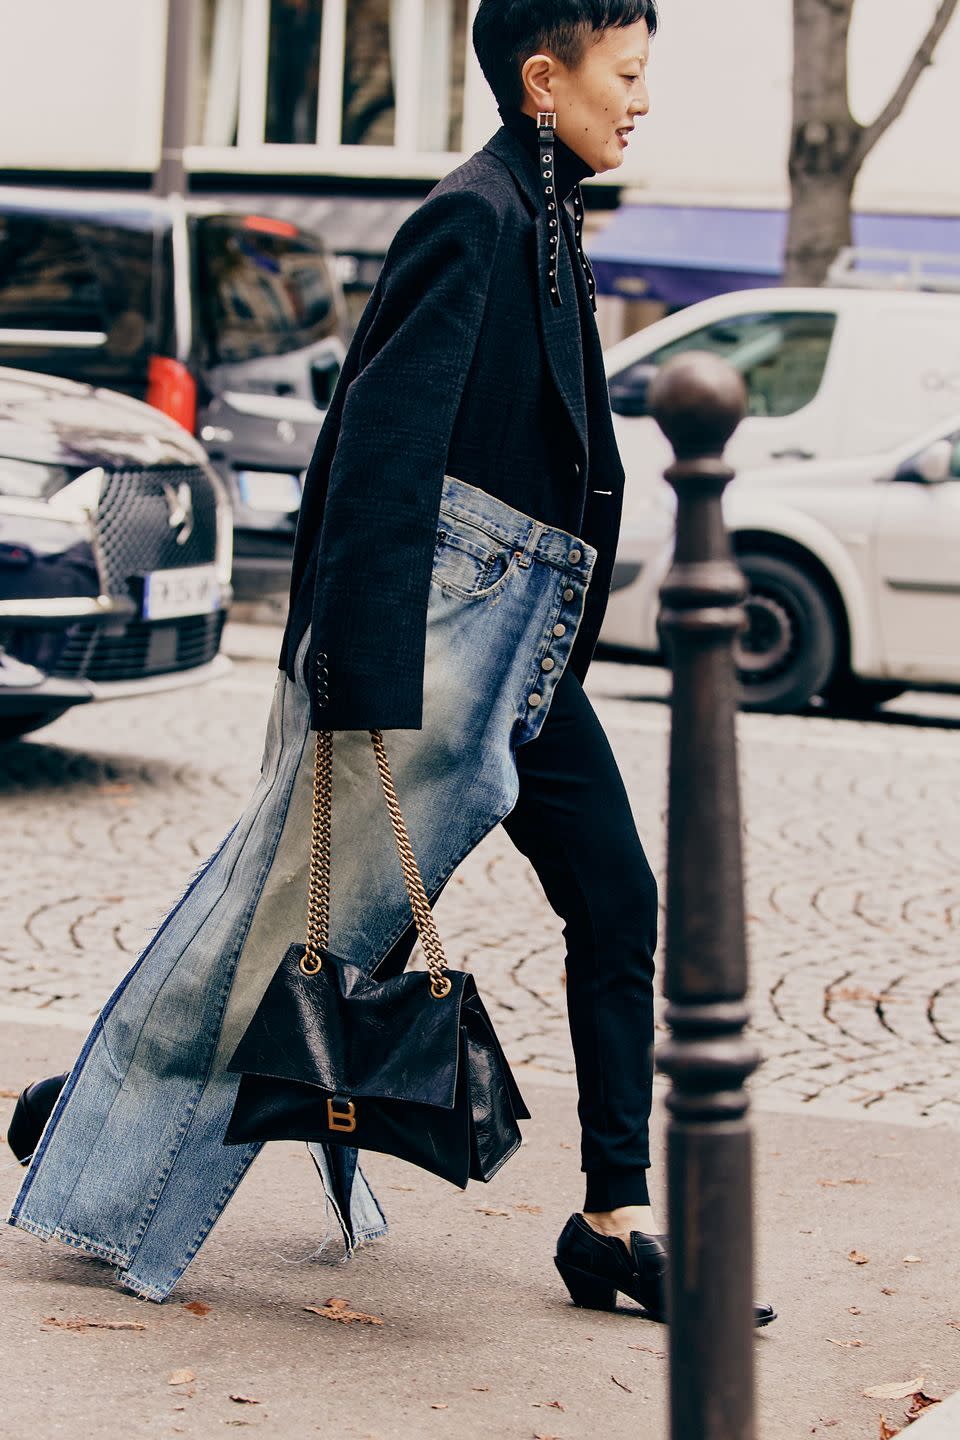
[281, 125, 626, 732]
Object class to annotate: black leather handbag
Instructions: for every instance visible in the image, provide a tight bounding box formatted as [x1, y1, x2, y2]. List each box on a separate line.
[224, 728, 529, 1187]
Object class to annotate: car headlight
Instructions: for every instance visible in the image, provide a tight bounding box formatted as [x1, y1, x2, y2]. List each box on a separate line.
[0, 460, 74, 500]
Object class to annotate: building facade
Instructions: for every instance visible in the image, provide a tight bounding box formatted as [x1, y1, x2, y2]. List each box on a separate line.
[1, 0, 958, 337]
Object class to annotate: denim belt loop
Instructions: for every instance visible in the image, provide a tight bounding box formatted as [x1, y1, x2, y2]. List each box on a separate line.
[517, 521, 546, 569]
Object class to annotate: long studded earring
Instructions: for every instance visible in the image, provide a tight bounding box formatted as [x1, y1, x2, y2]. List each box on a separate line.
[538, 110, 562, 307]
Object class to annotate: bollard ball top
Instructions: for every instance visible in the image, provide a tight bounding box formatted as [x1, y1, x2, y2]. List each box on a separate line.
[648, 352, 748, 462]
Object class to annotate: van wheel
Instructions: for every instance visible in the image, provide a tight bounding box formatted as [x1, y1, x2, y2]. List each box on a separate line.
[734, 554, 837, 713]
[822, 675, 906, 716]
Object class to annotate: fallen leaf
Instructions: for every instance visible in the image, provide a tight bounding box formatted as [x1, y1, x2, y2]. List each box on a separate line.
[0, 1087, 20, 1098]
[817, 1177, 870, 1188]
[902, 1255, 923, 1264]
[848, 1250, 870, 1266]
[389, 1185, 415, 1192]
[628, 1344, 666, 1357]
[611, 1375, 633, 1393]
[905, 1392, 940, 1422]
[827, 1338, 865, 1348]
[42, 1315, 147, 1332]
[183, 1301, 212, 1318]
[829, 986, 887, 1003]
[475, 1207, 511, 1218]
[533, 1433, 561, 1440]
[558, 1141, 573, 1149]
[848, 1306, 862, 1315]
[168, 1369, 196, 1386]
[881, 1287, 897, 1296]
[515, 1204, 543, 1215]
[878, 1420, 900, 1440]
[430, 1403, 448, 1410]
[471, 1386, 490, 1392]
[863, 1377, 924, 1401]
[229, 1395, 261, 1405]
[304, 1298, 383, 1327]
[799, 1228, 815, 1235]
[532, 1400, 566, 1411]
[947, 1321, 960, 1331]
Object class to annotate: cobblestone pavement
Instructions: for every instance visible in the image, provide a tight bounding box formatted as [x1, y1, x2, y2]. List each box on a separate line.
[2, 625, 959, 1129]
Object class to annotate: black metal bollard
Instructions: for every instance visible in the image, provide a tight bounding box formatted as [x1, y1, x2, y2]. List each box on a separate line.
[650, 353, 761, 1440]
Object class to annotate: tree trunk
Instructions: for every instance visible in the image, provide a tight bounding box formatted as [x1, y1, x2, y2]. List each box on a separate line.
[784, 0, 861, 286]
[784, 151, 858, 287]
[785, 0, 960, 288]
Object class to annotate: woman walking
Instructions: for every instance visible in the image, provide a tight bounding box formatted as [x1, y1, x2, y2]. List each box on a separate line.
[8, 0, 773, 1326]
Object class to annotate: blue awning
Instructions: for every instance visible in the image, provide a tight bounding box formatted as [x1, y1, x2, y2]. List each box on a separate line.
[588, 204, 960, 307]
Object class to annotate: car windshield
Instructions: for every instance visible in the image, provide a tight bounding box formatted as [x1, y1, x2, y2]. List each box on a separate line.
[195, 215, 339, 366]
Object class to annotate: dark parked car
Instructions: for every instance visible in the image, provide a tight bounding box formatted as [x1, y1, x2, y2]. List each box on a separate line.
[0, 189, 345, 597]
[0, 367, 233, 741]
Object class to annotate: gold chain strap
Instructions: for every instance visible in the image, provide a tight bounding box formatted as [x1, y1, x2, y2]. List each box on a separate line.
[301, 730, 333, 976]
[301, 729, 452, 1000]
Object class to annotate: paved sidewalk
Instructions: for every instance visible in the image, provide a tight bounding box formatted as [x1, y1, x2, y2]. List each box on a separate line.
[3, 1014, 959, 1440]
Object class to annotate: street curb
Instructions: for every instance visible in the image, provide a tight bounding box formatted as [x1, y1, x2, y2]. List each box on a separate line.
[904, 1391, 960, 1436]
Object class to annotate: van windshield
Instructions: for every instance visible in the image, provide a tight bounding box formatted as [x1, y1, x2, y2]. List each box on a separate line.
[196, 215, 339, 365]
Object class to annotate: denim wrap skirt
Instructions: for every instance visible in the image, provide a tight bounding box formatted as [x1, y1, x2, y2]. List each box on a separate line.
[7, 476, 597, 1302]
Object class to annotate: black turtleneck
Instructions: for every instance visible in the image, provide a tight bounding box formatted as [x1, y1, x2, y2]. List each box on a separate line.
[497, 107, 595, 201]
[490, 108, 617, 542]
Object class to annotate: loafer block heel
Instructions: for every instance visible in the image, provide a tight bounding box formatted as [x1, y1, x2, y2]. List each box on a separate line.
[555, 1258, 618, 1311]
[6, 1073, 68, 1165]
[554, 1213, 777, 1328]
[555, 1213, 667, 1319]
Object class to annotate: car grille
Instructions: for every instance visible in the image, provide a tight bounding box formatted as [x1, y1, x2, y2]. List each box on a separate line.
[51, 612, 225, 683]
[96, 465, 218, 601]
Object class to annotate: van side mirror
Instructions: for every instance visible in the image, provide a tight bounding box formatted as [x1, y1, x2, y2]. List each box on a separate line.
[894, 439, 953, 485]
[609, 363, 658, 418]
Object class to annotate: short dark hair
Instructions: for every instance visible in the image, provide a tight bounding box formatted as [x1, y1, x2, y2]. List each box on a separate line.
[473, 0, 659, 111]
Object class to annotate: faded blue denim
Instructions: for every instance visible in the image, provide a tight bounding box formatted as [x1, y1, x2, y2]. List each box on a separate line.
[8, 476, 596, 1302]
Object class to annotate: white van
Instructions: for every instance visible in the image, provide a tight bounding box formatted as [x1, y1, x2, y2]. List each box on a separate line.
[605, 286, 960, 527]
[600, 410, 960, 716]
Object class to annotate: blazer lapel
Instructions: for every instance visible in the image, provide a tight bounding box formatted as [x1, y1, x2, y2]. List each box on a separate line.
[483, 129, 588, 460]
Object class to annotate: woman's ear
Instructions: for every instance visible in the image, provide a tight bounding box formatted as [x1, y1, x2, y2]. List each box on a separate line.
[520, 53, 556, 114]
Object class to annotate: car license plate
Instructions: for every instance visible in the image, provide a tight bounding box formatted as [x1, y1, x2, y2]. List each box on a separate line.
[237, 469, 302, 512]
[142, 565, 219, 621]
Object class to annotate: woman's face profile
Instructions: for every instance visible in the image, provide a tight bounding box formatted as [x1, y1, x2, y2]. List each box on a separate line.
[524, 18, 652, 175]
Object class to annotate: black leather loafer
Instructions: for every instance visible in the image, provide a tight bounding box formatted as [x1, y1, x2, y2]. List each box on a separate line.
[6, 1073, 68, 1165]
[555, 1213, 777, 1327]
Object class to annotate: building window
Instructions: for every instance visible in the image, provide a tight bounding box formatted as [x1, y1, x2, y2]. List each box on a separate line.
[266, 0, 324, 144]
[200, 0, 470, 156]
[342, 0, 395, 146]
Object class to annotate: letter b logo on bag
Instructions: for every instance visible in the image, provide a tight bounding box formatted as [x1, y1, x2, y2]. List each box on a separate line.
[326, 1097, 357, 1133]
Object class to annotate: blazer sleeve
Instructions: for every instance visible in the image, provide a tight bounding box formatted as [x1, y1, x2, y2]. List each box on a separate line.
[307, 189, 503, 732]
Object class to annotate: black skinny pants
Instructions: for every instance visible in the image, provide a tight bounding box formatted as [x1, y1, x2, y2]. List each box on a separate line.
[377, 664, 659, 1211]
